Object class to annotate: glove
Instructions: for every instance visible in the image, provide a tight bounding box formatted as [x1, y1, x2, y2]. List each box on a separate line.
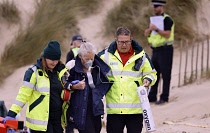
[7, 129, 16, 133]
[2, 116, 15, 123]
[64, 80, 80, 90]
[71, 80, 80, 85]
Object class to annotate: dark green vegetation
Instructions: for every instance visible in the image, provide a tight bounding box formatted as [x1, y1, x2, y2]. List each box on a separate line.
[0, 0, 204, 84]
[0, 0, 20, 24]
[0, 0, 101, 83]
[103, 0, 198, 48]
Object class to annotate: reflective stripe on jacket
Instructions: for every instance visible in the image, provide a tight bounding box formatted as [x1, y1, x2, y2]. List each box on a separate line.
[148, 14, 175, 48]
[98, 40, 157, 114]
[9, 59, 68, 131]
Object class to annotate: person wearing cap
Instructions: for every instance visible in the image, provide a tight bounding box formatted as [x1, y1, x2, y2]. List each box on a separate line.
[65, 42, 112, 133]
[1, 40, 82, 132]
[66, 35, 83, 63]
[144, 0, 174, 105]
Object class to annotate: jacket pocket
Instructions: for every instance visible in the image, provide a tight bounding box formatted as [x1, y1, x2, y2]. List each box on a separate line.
[29, 95, 45, 112]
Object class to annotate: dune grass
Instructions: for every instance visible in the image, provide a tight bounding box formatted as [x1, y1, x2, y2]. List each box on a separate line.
[103, 0, 198, 49]
[0, 0, 101, 83]
[103, 0, 150, 48]
[0, 0, 20, 24]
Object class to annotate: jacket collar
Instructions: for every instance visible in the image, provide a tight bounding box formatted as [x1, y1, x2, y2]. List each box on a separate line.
[74, 55, 110, 75]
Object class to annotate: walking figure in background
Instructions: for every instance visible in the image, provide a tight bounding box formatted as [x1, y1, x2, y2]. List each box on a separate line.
[98, 27, 157, 133]
[66, 35, 83, 63]
[144, 0, 175, 105]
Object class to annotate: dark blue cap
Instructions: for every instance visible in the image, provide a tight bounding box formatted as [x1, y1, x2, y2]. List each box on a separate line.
[72, 35, 83, 42]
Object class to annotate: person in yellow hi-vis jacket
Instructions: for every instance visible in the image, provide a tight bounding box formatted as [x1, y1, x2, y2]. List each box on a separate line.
[144, 0, 174, 105]
[1, 40, 79, 133]
[66, 35, 83, 64]
[98, 27, 157, 133]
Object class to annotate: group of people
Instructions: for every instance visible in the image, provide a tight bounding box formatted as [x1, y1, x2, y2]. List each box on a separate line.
[1, 0, 174, 133]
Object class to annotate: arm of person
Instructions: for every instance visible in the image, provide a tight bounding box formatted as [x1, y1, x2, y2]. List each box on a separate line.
[146, 16, 173, 38]
[156, 16, 174, 38]
[148, 24, 171, 38]
[8, 68, 36, 118]
[141, 53, 157, 87]
[71, 79, 85, 90]
[144, 28, 152, 37]
[155, 28, 171, 38]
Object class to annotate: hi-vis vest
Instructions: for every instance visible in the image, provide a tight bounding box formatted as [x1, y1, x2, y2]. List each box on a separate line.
[10, 65, 68, 131]
[100, 49, 157, 114]
[148, 14, 174, 48]
[72, 48, 79, 57]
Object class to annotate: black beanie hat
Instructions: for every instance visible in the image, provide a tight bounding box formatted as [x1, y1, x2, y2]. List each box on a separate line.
[42, 40, 61, 60]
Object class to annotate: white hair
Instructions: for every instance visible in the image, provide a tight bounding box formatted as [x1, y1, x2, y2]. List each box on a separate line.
[78, 42, 96, 57]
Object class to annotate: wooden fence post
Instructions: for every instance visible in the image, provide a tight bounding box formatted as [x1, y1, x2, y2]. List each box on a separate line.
[178, 40, 182, 87]
[207, 35, 209, 72]
[201, 38, 204, 77]
[195, 42, 199, 80]
[184, 40, 188, 84]
[190, 39, 194, 82]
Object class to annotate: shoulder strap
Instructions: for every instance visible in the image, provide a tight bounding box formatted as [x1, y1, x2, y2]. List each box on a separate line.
[29, 65, 38, 88]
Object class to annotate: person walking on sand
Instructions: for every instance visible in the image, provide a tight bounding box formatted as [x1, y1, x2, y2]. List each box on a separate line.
[66, 35, 83, 63]
[98, 27, 157, 133]
[1, 40, 77, 132]
[144, 0, 174, 105]
[66, 42, 113, 133]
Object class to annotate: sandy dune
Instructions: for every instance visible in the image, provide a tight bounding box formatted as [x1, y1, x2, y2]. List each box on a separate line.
[0, 0, 210, 133]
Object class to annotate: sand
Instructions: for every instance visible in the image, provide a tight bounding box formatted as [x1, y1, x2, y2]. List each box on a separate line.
[0, 0, 210, 133]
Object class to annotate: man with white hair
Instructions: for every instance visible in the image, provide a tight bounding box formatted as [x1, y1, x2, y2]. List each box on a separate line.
[66, 42, 113, 133]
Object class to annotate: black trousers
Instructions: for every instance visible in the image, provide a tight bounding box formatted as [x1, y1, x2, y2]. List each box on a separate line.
[107, 114, 143, 133]
[149, 45, 173, 102]
[78, 115, 102, 133]
[66, 123, 74, 133]
[67, 101, 102, 133]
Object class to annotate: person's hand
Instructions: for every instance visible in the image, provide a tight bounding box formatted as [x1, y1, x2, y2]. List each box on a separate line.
[2, 116, 15, 124]
[143, 79, 151, 88]
[72, 79, 85, 90]
[71, 80, 80, 85]
[149, 24, 157, 31]
[144, 28, 151, 37]
[7, 129, 16, 133]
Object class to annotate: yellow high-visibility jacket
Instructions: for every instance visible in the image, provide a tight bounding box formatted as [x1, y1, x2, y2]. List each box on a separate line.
[8, 59, 68, 131]
[72, 47, 79, 57]
[98, 40, 157, 114]
[148, 13, 175, 48]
